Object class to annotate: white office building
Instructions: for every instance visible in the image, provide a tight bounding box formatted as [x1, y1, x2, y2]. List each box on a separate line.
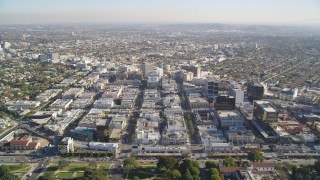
[229, 83, 244, 105]
[217, 110, 244, 128]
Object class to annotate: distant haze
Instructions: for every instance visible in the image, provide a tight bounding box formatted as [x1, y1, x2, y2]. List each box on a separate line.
[0, 0, 320, 25]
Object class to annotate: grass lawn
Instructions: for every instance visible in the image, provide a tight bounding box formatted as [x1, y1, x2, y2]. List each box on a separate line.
[0, 126, 12, 135]
[47, 165, 59, 171]
[56, 172, 75, 179]
[74, 172, 84, 178]
[98, 163, 111, 171]
[125, 165, 158, 180]
[42, 162, 111, 179]
[8, 165, 30, 172]
[60, 163, 88, 171]
[127, 172, 155, 180]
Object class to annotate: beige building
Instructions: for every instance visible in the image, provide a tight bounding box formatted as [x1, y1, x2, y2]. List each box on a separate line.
[189, 97, 209, 109]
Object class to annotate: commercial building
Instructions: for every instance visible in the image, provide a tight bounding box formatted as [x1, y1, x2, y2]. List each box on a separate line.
[253, 101, 278, 123]
[204, 142, 233, 152]
[88, 142, 119, 153]
[199, 125, 227, 146]
[214, 95, 235, 110]
[162, 107, 188, 145]
[71, 99, 93, 109]
[189, 97, 210, 109]
[279, 88, 298, 101]
[229, 83, 244, 105]
[136, 128, 160, 145]
[4, 100, 40, 110]
[49, 99, 73, 110]
[131, 145, 188, 154]
[70, 128, 95, 141]
[206, 78, 219, 96]
[62, 87, 84, 99]
[141, 62, 153, 78]
[45, 109, 83, 135]
[184, 71, 194, 82]
[226, 126, 255, 144]
[36, 89, 62, 102]
[217, 110, 244, 128]
[180, 65, 201, 78]
[247, 82, 264, 102]
[93, 98, 114, 109]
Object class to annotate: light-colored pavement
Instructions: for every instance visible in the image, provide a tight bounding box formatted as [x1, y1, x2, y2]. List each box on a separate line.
[21, 163, 38, 180]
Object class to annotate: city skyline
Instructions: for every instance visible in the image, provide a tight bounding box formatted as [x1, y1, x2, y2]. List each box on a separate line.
[1, 0, 320, 25]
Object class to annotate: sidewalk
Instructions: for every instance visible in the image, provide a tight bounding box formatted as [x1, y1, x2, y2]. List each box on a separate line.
[20, 163, 38, 180]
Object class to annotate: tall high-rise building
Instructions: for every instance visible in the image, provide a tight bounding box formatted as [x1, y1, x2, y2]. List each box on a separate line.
[49, 52, 59, 60]
[247, 81, 264, 102]
[0, 33, 2, 44]
[181, 65, 201, 78]
[206, 78, 219, 96]
[253, 100, 278, 123]
[213, 44, 219, 50]
[229, 83, 244, 105]
[141, 62, 153, 78]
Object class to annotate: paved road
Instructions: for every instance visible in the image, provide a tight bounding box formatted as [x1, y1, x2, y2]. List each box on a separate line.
[27, 158, 50, 180]
[110, 161, 123, 180]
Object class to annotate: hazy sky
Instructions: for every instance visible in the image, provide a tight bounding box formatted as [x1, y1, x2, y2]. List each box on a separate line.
[0, 0, 320, 25]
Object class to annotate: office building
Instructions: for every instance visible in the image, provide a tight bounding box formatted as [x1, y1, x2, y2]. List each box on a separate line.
[189, 97, 210, 109]
[247, 82, 264, 102]
[62, 87, 84, 99]
[88, 142, 119, 153]
[38, 54, 49, 61]
[279, 88, 298, 101]
[141, 62, 153, 78]
[229, 83, 244, 105]
[206, 78, 219, 96]
[49, 52, 59, 60]
[3, 42, 11, 49]
[181, 65, 201, 78]
[253, 101, 278, 123]
[217, 110, 244, 128]
[214, 95, 235, 110]
[227, 126, 255, 144]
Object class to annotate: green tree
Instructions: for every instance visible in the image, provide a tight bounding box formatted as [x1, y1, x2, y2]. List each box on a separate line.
[223, 156, 236, 167]
[58, 160, 69, 169]
[179, 159, 192, 174]
[210, 174, 221, 180]
[157, 157, 179, 171]
[0, 165, 17, 180]
[123, 157, 140, 171]
[205, 161, 218, 169]
[278, 170, 288, 180]
[165, 169, 182, 180]
[182, 169, 193, 180]
[304, 175, 312, 180]
[89, 161, 97, 167]
[193, 175, 201, 180]
[313, 159, 320, 174]
[190, 166, 200, 176]
[133, 176, 140, 180]
[293, 174, 303, 180]
[248, 150, 264, 162]
[83, 166, 109, 180]
[209, 168, 219, 175]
